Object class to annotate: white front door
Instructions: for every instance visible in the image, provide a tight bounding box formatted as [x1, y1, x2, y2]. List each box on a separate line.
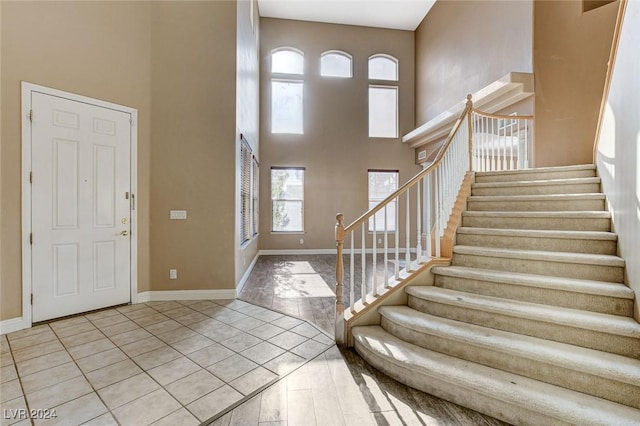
[30, 92, 132, 322]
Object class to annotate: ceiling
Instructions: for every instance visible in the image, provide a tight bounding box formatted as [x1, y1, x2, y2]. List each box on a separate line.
[257, 0, 437, 31]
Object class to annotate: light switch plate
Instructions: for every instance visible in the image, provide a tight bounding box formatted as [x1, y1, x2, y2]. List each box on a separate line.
[170, 210, 187, 220]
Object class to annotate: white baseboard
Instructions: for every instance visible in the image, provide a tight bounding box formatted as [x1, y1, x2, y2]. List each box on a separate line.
[236, 253, 260, 296]
[136, 289, 237, 303]
[0, 317, 29, 335]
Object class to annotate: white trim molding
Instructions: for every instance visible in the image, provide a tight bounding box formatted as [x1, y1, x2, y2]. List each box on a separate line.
[0, 317, 30, 335]
[136, 289, 237, 303]
[259, 248, 417, 256]
[236, 253, 260, 296]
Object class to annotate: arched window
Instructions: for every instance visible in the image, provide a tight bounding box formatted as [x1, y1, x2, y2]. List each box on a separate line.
[368, 54, 399, 138]
[320, 50, 352, 78]
[272, 48, 304, 75]
[368, 54, 398, 81]
[271, 47, 304, 134]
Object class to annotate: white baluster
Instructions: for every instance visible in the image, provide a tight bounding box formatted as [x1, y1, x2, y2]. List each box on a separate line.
[372, 215, 378, 297]
[405, 189, 411, 271]
[394, 197, 400, 280]
[384, 205, 389, 288]
[361, 226, 366, 305]
[350, 233, 355, 313]
[416, 178, 422, 264]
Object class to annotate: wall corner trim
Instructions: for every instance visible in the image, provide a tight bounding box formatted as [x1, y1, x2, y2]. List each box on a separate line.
[136, 289, 237, 303]
[0, 317, 30, 335]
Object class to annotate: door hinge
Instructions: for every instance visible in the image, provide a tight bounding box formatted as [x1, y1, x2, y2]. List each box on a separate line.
[29, 233, 33, 245]
[31, 294, 33, 305]
[29, 171, 33, 184]
[29, 109, 33, 123]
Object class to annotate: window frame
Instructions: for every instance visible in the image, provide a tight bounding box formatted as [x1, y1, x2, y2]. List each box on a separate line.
[270, 167, 305, 233]
[367, 169, 399, 232]
[271, 47, 305, 135]
[320, 50, 353, 78]
[368, 54, 399, 82]
[368, 54, 400, 139]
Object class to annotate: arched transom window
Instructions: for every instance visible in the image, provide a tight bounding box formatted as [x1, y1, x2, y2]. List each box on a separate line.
[320, 50, 353, 78]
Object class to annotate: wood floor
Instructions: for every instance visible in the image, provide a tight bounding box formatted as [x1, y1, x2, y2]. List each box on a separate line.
[233, 254, 509, 426]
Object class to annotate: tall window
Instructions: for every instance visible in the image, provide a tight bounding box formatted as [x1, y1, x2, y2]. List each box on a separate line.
[368, 170, 398, 231]
[241, 137, 259, 244]
[320, 51, 352, 78]
[368, 54, 399, 138]
[271, 167, 304, 232]
[271, 48, 304, 134]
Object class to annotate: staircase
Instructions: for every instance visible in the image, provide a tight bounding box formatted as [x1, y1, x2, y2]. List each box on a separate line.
[351, 164, 640, 425]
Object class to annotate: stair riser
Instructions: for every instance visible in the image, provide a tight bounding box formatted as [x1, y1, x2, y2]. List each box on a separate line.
[471, 183, 601, 196]
[434, 275, 634, 316]
[381, 317, 640, 408]
[407, 296, 639, 358]
[354, 340, 570, 426]
[455, 233, 617, 255]
[467, 198, 605, 212]
[452, 253, 624, 282]
[461, 216, 611, 231]
[475, 169, 596, 183]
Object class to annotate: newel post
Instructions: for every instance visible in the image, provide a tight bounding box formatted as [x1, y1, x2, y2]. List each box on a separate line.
[466, 94, 474, 171]
[334, 213, 346, 345]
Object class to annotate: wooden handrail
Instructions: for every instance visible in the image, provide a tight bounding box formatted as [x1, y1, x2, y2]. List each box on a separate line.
[344, 95, 473, 234]
[472, 110, 533, 120]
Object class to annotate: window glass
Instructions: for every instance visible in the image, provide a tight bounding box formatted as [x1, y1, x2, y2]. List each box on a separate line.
[368, 170, 398, 231]
[368, 55, 398, 81]
[271, 168, 304, 232]
[368, 86, 398, 138]
[321, 52, 352, 78]
[272, 49, 304, 75]
[271, 81, 303, 134]
[240, 139, 258, 244]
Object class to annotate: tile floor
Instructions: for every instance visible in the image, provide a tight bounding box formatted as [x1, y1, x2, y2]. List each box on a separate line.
[0, 299, 333, 425]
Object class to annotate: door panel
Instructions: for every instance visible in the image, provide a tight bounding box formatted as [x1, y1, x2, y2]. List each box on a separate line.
[31, 92, 131, 322]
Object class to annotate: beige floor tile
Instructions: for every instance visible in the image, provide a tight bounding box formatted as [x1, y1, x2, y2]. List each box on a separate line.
[187, 342, 235, 368]
[259, 380, 288, 423]
[232, 317, 266, 332]
[85, 308, 121, 321]
[173, 311, 209, 326]
[52, 322, 97, 338]
[21, 362, 82, 394]
[9, 329, 58, 351]
[263, 351, 305, 376]
[271, 315, 304, 330]
[7, 324, 51, 341]
[268, 331, 308, 351]
[289, 323, 320, 339]
[98, 373, 160, 410]
[1, 352, 13, 368]
[86, 359, 142, 390]
[143, 319, 182, 334]
[285, 364, 311, 391]
[147, 356, 200, 386]
[229, 394, 261, 426]
[91, 312, 129, 328]
[160, 307, 194, 319]
[11, 340, 65, 363]
[247, 323, 285, 340]
[312, 385, 347, 426]
[0, 379, 23, 403]
[170, 334, 215, 355]
[48, 316, 90, 331]
[108, 328, 151, 346]
[122, 307, 158, 321]
[16, 351, 72, 376]
[199, 322, 243, 342]
[220, 332, 262, 352]
[287, 389, 316, 426]
[1, 395, 28, 426]
[187, 385, 244, 422]
[150, 408, 199, 426]
[312, 333, 335, 346]
[229, 366, 278, 396]
[164, 369, 224, 405]
[80, 412, 118, 425]
[0, 340, 10, 354]
[250, 310, 284, 323]
[144, 301, 183, 313]
[132, 346, 182, 371]
[116, 304, 148, 314]
[188, 318, 227, 334]
[119, 336, 166, 358]
[1, 363, 18, 384]
[67, 338, 116, 360]
[76, 348, 128, 373]
[35, 392, 108, 426]
[111, 388, 181, 426]
[290, 339, 329, 360]
[25, 376, 93, 410]
[240, 342, 285, 365]
[207, 354, 258, 383]
[59, 330, 105, 348]
[154, 326, 198, 344]
[185, 300, 216, 312]
[98, 320, 140, 337]
[133, 313, 169, 328]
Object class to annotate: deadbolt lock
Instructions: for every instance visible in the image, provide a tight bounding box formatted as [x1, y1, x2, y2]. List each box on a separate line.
[121, 218, 129, 224]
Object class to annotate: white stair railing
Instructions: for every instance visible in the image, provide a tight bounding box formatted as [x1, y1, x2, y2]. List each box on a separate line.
[471, 110, 533, 171]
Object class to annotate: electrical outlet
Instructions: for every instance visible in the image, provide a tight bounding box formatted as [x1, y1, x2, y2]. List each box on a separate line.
[378, 238, 382, 244]
[169, 269, 177, 279]
[299, 238, 304, 245]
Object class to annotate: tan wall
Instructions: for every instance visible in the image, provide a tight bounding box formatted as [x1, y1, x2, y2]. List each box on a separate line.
[259, 19, 418, 251]
[595, 0, 640, 319]
[415, 0, 533, 125]
[149, 1, 237, 291]
[0, 1, 152, 321]
[235, 0, 260, 283]
[533, 0, 618, 166]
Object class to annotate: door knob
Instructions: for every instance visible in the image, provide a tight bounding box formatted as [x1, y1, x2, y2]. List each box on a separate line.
[119, 230, 129, 236]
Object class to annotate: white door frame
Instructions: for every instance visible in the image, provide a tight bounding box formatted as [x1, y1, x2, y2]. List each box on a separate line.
[21, 82, 138, 327]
